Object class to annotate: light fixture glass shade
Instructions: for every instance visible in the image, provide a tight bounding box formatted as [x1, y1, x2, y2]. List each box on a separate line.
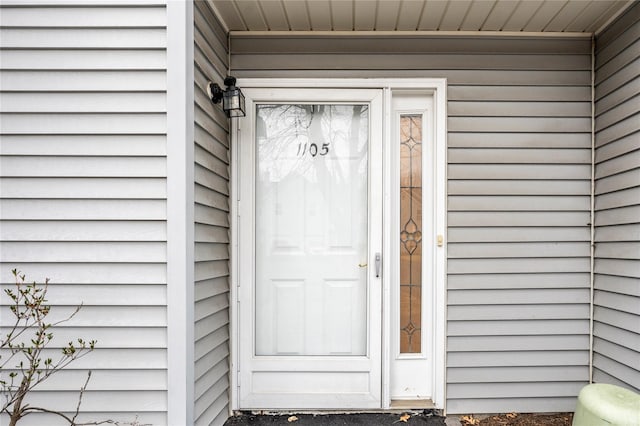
[222, 87, 246, 117]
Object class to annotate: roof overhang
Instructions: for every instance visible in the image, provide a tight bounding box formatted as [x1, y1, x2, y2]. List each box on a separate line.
[210, 0, 635, 37]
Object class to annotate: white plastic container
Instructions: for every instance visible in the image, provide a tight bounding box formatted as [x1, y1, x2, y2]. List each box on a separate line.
[573, 383, 640, 426]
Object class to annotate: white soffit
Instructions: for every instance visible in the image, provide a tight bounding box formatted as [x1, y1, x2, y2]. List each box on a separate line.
[209, 0, 633, 34]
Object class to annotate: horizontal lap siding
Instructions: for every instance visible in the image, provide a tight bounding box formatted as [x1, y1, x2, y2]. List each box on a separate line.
[446, 48, 592, 412]
[0, 2, 168, 425]
[194, 2, 230, 425]
[593, 3, 640, 392]
[231, 34, 592, 414]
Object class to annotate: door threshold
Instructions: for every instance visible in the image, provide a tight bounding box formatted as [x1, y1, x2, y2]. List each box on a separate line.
[390, 399, 434, 409]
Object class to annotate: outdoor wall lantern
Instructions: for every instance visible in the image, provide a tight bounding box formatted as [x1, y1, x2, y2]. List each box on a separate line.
[207, 76, 245, 118]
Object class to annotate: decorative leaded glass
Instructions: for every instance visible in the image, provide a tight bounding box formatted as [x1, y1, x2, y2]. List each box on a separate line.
[399, 115, 422, 354]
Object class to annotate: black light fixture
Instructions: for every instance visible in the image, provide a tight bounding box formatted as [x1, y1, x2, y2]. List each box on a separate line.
[207, 76, 245, 118]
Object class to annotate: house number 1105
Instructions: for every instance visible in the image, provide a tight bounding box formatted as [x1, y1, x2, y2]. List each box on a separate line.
[297, 142, 330, 157]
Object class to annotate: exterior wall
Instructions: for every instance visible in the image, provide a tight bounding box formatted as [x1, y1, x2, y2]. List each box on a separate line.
[231, 35, 593, 414]
[193, 1, 231, 425]
[0, 1, 168, 424]
[593, 3, 640, 391]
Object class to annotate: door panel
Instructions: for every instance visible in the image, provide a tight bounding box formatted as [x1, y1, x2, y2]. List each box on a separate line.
[238, 89, 383, 409]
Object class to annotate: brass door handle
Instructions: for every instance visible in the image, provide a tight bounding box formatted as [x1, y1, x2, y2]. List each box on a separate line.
[358, 263, 368, 268]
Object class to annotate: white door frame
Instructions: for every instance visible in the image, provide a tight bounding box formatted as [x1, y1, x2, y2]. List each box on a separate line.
[230, 78, 447, 412]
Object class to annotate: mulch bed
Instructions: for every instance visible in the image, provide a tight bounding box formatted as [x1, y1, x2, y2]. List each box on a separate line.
[460, 412, 573, 426]
[224, 411, 573, 426]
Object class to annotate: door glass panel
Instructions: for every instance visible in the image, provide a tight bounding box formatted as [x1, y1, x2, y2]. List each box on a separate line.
[399, 115, 422, 354]
[255, 104, 369, 356]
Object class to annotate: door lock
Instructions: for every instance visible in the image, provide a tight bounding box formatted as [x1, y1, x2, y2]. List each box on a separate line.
[375, 253, 381, 278]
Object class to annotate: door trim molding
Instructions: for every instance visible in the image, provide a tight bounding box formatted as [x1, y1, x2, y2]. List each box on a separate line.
[230, 78, 447, 412]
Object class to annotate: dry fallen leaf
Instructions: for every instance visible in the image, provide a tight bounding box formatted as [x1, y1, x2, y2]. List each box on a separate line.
[399, 413, 411, 422]
[460, 415, 480, 425]
[506, 413, 518, 419]
[287, 415, 298, 422]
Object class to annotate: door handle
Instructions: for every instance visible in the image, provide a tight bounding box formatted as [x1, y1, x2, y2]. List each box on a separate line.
[375, 252, 381, 278]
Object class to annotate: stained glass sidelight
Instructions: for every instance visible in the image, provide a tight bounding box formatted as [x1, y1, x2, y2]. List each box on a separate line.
[399, 115, 422, 354]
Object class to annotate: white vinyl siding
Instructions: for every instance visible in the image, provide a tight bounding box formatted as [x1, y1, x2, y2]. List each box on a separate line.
[0, 2, 168, 425]
[230, 34, 593, 414]
[593, 2, 640, 392]
[193, 2, 231, 425]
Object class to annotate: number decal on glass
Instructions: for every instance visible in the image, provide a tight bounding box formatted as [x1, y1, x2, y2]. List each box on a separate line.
[296, 142, 305, 156]
[296, 142, 330, 157]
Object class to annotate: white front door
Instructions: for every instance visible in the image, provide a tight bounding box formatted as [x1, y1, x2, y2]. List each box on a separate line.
[237, 88, 383, 409]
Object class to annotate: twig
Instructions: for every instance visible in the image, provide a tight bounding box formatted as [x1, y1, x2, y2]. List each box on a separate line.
[21, 406, 117, 425]
[71, 371, 92, 424]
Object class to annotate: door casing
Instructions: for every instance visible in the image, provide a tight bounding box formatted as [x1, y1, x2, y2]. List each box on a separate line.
[229, 78, 448, 412]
